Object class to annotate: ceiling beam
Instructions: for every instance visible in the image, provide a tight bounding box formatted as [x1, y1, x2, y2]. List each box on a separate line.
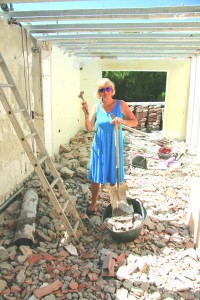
[63, 48, 198, 54]
[1, 0, 94, 3]
[35, 33, 200, 42]
[1, 2, 199, 60]
[68, 52, 195, 58]
[2, 6, 200, 22]
[56, 42, 200, 48]
[24, 22, 200, 34]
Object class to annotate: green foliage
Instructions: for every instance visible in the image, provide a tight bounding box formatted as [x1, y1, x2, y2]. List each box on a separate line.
[102, 71, 166, 102]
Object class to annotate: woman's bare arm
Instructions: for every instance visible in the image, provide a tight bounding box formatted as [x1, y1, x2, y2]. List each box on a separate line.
[82, 101, 98, 131]
[110, 100, 138, 127]
[120, 100, 138, 127]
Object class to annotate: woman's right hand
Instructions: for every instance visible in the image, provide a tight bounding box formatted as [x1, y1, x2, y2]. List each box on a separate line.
[81, 101, 89, 116]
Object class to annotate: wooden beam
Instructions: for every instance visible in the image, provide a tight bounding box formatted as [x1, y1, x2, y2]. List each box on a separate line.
[64, 48, 197, 54]
[55, 42, 200, 52]
[56, 41, 200, 47]
[2, 0, 93, 2]
[1, 3, 199, 59]
[71, 53, 194, 58]
[35, 33, 200, 41]
[25, 22, 200, 34]
[2, 6, 200, 22]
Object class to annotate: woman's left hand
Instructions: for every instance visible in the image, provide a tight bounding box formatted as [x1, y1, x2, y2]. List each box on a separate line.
[110, 117, 124, 125]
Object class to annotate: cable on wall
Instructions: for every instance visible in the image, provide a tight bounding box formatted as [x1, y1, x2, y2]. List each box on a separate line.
[20, 25, 31, 115]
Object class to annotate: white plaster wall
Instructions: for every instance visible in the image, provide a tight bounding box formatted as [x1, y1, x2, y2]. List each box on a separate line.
[79, 58, 191, 141]
[0, 18, 42, 204]
[43, 52, 102, 156]
[186, 55, 200, 159]
[51, 47, 83, 154]
[80, 59, 102, 112]
[41, 49, 52, 156]
[164, 60, 191, 140]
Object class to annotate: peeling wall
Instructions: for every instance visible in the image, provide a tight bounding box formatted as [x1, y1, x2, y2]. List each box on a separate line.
[50, 47, 83, 154]
[0, 18, 43, 204]
[41, 48, 101, 155]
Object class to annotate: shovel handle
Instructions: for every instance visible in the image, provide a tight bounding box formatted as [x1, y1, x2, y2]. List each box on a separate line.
[110, 114, 120, 187]
[115, 124, 120, 169]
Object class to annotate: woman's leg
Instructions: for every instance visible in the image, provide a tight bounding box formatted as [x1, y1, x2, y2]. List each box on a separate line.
[87, 182, 100, 212]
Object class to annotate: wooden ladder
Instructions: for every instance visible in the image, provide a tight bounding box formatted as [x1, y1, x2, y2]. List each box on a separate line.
[0, 52, 86, 242]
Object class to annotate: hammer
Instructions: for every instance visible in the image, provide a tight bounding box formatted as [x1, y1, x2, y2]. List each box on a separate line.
[78, 91, 89, 115]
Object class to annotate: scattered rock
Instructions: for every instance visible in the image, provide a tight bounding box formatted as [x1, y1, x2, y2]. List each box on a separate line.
[0, 129, 199, 299]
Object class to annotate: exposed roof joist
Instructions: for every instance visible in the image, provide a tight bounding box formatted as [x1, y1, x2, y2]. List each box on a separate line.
[3, 6, 200, 22]
[25, 22, 200, 34]
[1, 2, 200, 59]
[36, 33, 200, 42]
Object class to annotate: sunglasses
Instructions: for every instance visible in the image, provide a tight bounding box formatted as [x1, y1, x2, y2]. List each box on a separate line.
[98, 86, 112, 93]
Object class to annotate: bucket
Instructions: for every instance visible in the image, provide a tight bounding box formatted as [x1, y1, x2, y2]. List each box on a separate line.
[102, 198, 147, 243]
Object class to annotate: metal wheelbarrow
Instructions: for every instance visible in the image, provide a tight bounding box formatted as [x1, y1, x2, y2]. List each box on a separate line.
[102, 198, 147, 243]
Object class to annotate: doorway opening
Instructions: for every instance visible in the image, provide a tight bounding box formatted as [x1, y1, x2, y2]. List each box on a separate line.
[102, 71, 167, 131]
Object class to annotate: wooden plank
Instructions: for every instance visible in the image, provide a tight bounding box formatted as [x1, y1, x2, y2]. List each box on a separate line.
[25, 22, 200, 34]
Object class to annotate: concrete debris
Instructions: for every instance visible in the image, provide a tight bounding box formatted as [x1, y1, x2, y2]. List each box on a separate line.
[104, 214, 143, 232]
[14, 188, 38, 247]
[0, 129, 200, 300]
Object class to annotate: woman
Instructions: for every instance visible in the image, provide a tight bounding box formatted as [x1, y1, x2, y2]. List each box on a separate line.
[82, 78, 138, 215]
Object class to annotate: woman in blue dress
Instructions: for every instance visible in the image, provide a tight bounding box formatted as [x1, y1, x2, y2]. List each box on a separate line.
[82, 78, 138, 215]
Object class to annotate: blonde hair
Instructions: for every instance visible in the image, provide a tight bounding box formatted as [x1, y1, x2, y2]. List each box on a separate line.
[95, 78, 116, 98]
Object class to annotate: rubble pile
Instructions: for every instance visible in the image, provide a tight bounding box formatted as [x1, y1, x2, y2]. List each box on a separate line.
[0, 129, 200, 300]
[104, 214, 143, 233]
[129, 105, 164, 131]
[147, 105, 163, 131]
[132, 106, 149, 130]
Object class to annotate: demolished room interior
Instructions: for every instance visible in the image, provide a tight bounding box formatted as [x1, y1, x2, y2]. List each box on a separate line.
[0, 1, 200, 298]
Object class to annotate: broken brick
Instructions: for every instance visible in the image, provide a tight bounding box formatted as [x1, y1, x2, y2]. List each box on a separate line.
[42, 253, 56, 261]
[69, 281, 78, 290]
[33, 280, 62, 300]
[81, 268, 89, 277]
[27, 253, 42, 265]
[116, 252, 125, 262]
[87, 272, 99, 282]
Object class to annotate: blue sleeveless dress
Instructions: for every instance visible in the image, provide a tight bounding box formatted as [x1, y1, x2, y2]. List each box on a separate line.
[88, 100, 124, 184]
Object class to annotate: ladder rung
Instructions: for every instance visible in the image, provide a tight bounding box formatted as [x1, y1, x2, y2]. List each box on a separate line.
[13, 108, 26, 113]
[62, 200, 69, 212]
[50, 177, 60, 188]
[38, 156, 47, 165]
[26, 132, 37, 139]
[27, 119, 33, 124]
[73, 220, 80, 233]
[0, 83, 14, 88]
